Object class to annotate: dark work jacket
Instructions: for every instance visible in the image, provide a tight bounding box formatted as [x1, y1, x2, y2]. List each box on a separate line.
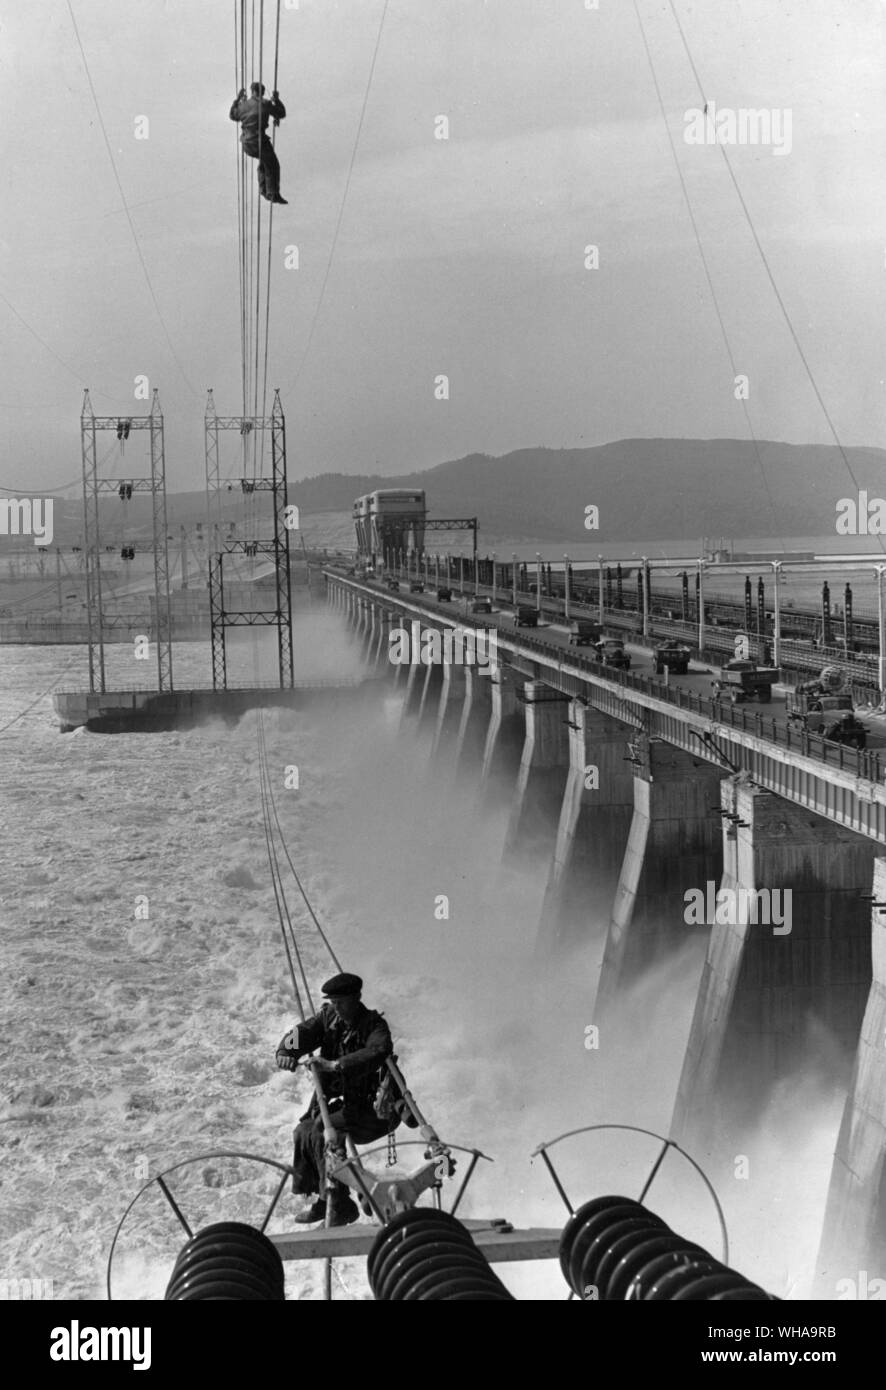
[277, 1002, 392, 1122]
[229, 93, 286, 143]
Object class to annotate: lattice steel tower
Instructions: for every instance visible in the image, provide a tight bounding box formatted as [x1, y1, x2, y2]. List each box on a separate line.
[80, 389, 173, 694]
[204, 388, 294, 691]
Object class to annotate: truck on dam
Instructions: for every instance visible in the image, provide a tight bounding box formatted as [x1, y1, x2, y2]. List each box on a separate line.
[568, 618, 602, 646]
[513, 605, 539, 627]
[711, 658, 779, 704]
[786, 669, 867, 748]
[787, 693, 868, 749]
[653, 639, 692, 675]
[595, 637, 631, 669]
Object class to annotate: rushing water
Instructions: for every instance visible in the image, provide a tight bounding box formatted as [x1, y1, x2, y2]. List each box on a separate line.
[0, 606, 845, 1300]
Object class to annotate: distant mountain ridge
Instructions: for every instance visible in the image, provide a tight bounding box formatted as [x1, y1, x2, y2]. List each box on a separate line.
[37, 439, 886, 545]
[290, 438, 885, 542]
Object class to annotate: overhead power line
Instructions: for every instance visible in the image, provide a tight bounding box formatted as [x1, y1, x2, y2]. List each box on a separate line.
[66, 0, 201, 400]
[664, 0, 879, 548]
[630, 0, 787, 551]
[0, 289, 118, 406]
[290, 0, 390, 398]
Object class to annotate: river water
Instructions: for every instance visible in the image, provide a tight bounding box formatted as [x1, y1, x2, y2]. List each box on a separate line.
[0, 604, 847, 1300]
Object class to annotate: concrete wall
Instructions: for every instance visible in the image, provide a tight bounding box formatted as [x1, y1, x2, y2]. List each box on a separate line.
[672, 778, 875, 1150]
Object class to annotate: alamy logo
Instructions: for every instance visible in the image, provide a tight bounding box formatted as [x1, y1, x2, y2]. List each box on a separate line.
[0, 497, 54, 546]
[835, 492, 886, 535]
[388, 619, 498, 673]
[50, 1322, 151, 1370]
[684, 103, 792, 156]
[684, 882, 792, 936]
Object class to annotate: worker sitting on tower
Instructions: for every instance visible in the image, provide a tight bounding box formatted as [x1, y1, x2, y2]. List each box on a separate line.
[276, 973, 406, 1227]
[229, 81, 288, 204]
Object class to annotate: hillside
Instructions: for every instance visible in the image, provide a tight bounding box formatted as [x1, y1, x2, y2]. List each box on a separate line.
[39, 438, 885, 546]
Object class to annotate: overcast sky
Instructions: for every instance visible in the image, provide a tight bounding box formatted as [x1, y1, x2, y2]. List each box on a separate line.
[2, 0, 884, 493]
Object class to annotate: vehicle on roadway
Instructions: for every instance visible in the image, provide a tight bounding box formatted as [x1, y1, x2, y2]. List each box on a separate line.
[437, 586, 453, 602]
[513, 605, 539, 627]
[471, 596, 493, 614]
[409, 580, 425, 593]
[711, 658, 779, 704]
[568, 619, 602, 646]
[787, 694, 868, 749]
[653, 640, 691, 675]
[595, 638, 631, 669]
[386, 578, 400, 592]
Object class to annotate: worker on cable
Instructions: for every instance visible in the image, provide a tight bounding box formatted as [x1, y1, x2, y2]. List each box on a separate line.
[275, 973, 406, 1227]
[229, 81, 288, 204]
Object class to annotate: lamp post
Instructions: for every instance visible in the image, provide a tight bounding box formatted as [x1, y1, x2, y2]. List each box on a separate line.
[512, 553, 518, 607]
[697, 559, 706, 656]
[598, 555, 604, 625]
[459, 554, 465, 591]
[491, 551, 497, 605]
[641, 555, 649, 640]
[536, 553, 542, 614]
[877, 565, 886, 704]
[564, 554, 571, 622]
[770, 561, 782, 668]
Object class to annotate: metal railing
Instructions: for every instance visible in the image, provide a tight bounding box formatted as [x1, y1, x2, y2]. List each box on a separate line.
[329, 573, 884, 781]
[508, 631, 882, 782]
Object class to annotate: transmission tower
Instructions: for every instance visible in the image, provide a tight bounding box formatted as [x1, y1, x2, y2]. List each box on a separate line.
[204, 388, 294, 691]
[80, 389, 173, 694]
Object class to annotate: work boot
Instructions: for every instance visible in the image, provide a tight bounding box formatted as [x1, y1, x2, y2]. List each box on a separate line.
[293, 1198, 326, 1224]
[271, 194, 288, 204]
[327, 1195, 360, 1228]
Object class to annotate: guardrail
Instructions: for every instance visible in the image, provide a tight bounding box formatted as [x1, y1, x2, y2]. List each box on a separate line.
[329, 573, 884, 780]
[507, 631, 882, 782]
[403, 579, 881, 688]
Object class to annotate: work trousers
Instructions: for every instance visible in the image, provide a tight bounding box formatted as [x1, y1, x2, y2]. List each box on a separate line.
[291, 1107, 396, 1199]
[242, 136, 281, 199]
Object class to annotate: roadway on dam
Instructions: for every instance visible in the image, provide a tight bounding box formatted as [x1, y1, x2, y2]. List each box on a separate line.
[357, 576, 886, 752]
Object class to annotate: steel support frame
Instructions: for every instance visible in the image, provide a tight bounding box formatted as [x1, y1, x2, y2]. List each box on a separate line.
[80, 388, 173, 694]
[149, 393, 173, 692]
[203, 388, 293, 691]
[81, 393, 105, 693]
[380, 516, 478, 581]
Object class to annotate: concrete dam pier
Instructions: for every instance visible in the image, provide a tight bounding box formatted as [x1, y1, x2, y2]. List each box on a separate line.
[329, 570, 886, 1294]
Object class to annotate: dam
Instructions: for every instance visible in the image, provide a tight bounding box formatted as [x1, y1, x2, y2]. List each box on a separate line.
[314, 566, 886, 1293]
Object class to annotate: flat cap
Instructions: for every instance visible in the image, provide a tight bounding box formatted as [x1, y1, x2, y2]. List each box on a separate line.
[321, 972, 363, 997]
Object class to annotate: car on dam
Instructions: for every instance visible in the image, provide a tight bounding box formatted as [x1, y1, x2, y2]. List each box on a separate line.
[470, 596, 493, 614]
[409, 580, 425, 593]
[436, 586, 453, 602]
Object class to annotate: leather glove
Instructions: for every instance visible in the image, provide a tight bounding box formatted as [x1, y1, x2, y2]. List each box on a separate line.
[276, 1051, 298, 1071]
